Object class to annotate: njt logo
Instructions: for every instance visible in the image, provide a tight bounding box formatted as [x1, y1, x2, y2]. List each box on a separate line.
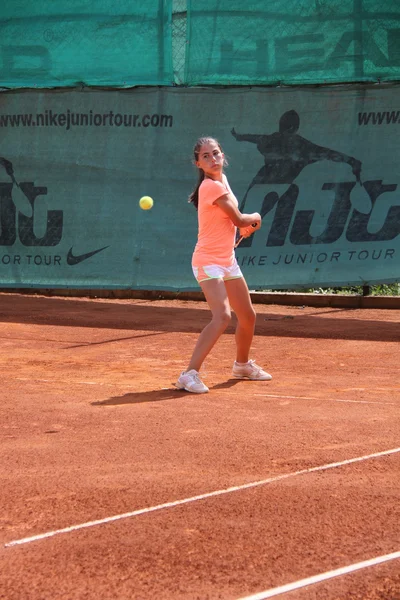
[241, 180, 400, 248]
[0, 182, 62, 246]
[0, 181, 108, 265]
[232, 113, 400, 248]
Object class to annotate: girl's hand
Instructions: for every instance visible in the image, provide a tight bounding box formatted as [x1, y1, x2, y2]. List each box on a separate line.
[246, 213, 262, 231]
[239, 224, 257, 238]
[239, 213, 262, 238]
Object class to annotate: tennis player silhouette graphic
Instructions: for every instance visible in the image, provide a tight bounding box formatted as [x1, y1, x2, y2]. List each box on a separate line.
[231, 110, 364, 246]
[0, 155, 33, 217]
[0, 156, 14, 180]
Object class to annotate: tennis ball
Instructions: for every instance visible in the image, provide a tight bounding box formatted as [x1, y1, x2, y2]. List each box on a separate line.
[139, 196, 153, 210]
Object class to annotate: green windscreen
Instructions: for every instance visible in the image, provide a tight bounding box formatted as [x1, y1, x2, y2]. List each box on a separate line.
[185, 0, 400, 85]
[1, 86, 399, 291]
[0, 0, 173, 88]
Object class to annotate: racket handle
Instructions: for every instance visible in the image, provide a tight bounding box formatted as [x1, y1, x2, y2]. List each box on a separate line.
[235, 235, 244, 248]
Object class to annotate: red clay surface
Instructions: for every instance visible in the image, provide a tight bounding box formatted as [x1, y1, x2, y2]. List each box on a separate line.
[0, 292, 399, 600]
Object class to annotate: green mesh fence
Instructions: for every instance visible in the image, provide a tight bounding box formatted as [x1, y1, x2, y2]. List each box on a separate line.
[185, 0, 400, 85]
[0, 0, 173, 88]
[172, 0, 187, 84]
[1, 1, 399, 89]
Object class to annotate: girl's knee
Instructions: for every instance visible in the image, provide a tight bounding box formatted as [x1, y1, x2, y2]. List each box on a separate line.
[213, 309, 231, 329]
[238, 308, 256, 328]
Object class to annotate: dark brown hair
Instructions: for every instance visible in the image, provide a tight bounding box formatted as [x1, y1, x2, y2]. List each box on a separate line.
[188, 137, 226, 210]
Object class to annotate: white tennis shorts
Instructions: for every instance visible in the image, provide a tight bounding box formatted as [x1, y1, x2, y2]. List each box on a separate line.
[192, 259, 243, 284]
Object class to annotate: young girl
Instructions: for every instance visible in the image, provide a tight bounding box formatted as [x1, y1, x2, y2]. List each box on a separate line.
[176, 136, 272, 394]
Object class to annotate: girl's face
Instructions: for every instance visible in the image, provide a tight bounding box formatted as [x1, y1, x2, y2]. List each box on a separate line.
[196, 141, 224, 179]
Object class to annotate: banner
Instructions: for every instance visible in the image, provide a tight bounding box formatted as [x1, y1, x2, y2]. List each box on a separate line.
[186, 0, 400, 85]
[0, 1, 173, 87]
[0, 85, 399, 290]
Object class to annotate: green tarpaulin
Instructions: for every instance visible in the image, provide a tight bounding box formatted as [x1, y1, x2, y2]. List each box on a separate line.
[0, 0, 173, 88]
[0, 85, 399, 290]
[185, 0, 400, 85]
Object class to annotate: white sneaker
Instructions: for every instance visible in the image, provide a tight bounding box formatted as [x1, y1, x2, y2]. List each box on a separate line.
[232, 360, 272, 381]
[175, 369, 209, 394]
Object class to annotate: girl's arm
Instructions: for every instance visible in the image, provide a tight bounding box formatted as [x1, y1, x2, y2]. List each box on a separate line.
[215, 193, 261, 230]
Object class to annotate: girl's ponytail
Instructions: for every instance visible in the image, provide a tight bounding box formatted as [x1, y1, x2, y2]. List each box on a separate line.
[188, 169, 205, 210]
[188, 136, 224, 211]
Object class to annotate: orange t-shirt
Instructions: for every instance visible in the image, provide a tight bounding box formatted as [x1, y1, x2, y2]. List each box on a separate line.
[192, 174, 237, 267]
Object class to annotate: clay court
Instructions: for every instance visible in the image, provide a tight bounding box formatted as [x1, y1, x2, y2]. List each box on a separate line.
[1, 292, 399, 600]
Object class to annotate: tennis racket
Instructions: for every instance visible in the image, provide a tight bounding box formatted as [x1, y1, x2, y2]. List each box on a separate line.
[235, 192, 278, 248]
[234, 223, 257, 248]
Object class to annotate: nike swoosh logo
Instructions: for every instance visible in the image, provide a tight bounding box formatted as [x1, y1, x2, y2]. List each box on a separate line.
[67, 245, 109, 266]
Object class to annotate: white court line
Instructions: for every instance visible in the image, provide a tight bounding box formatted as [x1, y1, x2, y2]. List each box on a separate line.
[253, 394, 397, 405]
[13, 381, 397, 403]
[5, 446, 400, 548]
[335, 399, 396, 405]
[237, 550, 400, 599]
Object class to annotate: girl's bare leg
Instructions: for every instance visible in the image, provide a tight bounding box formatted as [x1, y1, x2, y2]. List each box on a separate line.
[225, 277, 256, 363]
[187, 278, 231, 372]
